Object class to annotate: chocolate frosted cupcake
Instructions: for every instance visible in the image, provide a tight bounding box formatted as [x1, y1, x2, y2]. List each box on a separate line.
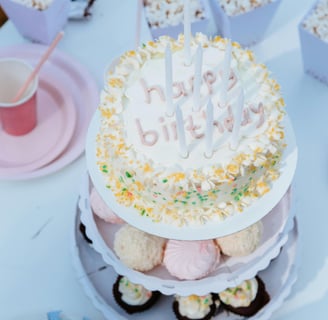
[112, 275, 161, 314]
[172, 294, 217, 320]
[218, 276, 270, 317]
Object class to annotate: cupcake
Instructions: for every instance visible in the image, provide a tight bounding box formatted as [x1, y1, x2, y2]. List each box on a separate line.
[218, 276, 270, 317]
[163, 240, 220, 280]
[173, 294, 217, 320]
[113, 275, 161, 314]
[90, 187, 125, 224]
[113, 224, 166, 272]
[215, 221, 263, 257]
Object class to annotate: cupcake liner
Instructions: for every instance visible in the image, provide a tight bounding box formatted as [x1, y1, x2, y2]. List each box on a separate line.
[0, 0, 69, 44]
[208, 0, 281, 46]
[112, 275, 161, 314]
[172, 296, 217, 320]
[218, 276, 270, 317]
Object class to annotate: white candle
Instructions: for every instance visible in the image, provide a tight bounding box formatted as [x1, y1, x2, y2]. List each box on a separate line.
[193, 44, 203, 112]
[205, 98, 214, 158]
[230, 87, 244, 150]
[175, 103, 188, 158]
[165, 45, 174, 116]
[184, 0, 191, 65]
[220, 39, 232, 107]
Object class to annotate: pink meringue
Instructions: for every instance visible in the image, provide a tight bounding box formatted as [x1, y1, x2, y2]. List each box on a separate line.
[90, 187, 124, 224]
[163, 240, 221, 280]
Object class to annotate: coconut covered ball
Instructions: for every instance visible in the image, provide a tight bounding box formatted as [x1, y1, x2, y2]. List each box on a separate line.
[114, 225, 166, 272]
[215, 221, 263, 257]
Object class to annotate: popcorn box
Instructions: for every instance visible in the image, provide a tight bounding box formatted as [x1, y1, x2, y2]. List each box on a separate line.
[0, 0, 69, 44]
[298, 1, 328, 84]
[208, 0, 281, 47]
[144, 0, 210, 40]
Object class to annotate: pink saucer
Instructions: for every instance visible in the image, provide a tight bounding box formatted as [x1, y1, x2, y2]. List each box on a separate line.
[0, 44, 99, 180]
[0, 72, 76, 176]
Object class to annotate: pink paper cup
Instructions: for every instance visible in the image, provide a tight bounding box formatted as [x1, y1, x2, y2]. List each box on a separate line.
[0, 58, 38, 136]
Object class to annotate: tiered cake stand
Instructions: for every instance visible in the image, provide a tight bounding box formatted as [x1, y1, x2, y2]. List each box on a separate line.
[71, 109, 299, 319]
[72, 202, 298, 320]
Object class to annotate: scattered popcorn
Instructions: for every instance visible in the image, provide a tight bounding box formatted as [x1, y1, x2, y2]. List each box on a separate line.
[11, 0, 53, 10]
[302, 0, 328, 42]
[217, 0, 272, 16]
[144, 0, 205, 29]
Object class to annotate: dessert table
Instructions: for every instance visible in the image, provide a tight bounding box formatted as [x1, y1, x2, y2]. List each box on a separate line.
[0, 0, 327, 319]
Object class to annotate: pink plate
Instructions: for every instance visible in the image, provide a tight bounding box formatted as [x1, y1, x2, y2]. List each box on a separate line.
[0, 44, 99, 180]
[0, 71, 76, 176]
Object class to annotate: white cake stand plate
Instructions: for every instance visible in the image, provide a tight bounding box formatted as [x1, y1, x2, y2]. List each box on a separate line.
[86, 112, 298, 240]
[72, 203, 299, 320]
[78, 173, 296, 296]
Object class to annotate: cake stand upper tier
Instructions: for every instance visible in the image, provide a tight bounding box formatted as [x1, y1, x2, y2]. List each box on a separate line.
[86, 110, 297, 240]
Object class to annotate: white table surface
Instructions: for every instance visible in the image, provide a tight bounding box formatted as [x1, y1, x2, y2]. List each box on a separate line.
[0, 0, 328, 319]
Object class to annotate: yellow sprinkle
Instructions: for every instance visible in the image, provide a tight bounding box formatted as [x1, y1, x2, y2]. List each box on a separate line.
[143, 163, 153, 173]
[147, 41, 156, 47]
[135, 181, 144, 191]
[108, 78, 123, 88]
[96, 148, 102, 157]
[100, 108, 113, 119]
[168, 172, 186, 182]
[232, 42, 241, 48]
[214, 167, 224, 177]
[277, 97, 285, 106]
[106, 95, 117, 103]
[126, 50, 136, 57]
[272, 79, 280, 91]
[246, 50, 254, 61]
[227, 164, 239, 175]
[213, 35, 222, 43]
[254, 146, 264, 154]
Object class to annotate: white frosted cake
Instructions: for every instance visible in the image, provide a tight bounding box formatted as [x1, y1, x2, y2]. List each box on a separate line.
[95, 33, 286, 227]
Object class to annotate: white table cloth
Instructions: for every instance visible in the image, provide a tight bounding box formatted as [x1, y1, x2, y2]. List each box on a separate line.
[0, 0, 327, 319]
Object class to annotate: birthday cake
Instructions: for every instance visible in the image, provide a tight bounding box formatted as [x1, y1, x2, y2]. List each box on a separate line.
[95, 33, 286, 227]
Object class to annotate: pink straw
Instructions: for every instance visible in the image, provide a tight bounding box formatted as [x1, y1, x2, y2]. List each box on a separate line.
[12, 31, 64, 103]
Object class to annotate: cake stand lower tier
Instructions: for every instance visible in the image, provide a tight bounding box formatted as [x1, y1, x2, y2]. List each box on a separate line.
[72, 204, 299, 320]
[79, 173, 295, 296]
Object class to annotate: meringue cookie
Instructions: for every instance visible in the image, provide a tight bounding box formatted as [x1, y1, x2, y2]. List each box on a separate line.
[163, 239, 220, 280]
